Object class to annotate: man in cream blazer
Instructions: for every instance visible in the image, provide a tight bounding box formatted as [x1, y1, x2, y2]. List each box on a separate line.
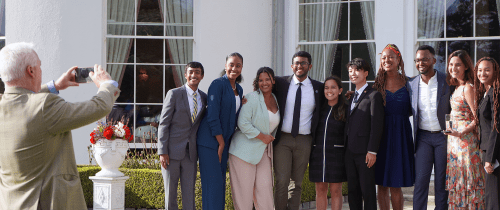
[0, 42, 120, 210]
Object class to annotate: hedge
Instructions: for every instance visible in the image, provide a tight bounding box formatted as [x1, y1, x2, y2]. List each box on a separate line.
[78, 165, 346, 209]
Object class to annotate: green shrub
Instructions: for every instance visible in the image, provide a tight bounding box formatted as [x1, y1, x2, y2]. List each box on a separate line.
[78, 165, 345, 209]
[77, 165, 234, 209]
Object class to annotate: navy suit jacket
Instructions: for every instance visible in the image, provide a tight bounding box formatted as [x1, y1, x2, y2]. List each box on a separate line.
[408, 70, 451, 141]
[273, 75, 324, 145]
[197, 75, 243, 150]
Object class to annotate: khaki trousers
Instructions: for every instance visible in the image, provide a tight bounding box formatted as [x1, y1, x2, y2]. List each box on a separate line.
[229, 146, 274, 210]
[273, 133, 313, 210]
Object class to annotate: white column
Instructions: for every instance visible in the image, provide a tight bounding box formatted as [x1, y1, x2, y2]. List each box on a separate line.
[89, 176, 129, 210]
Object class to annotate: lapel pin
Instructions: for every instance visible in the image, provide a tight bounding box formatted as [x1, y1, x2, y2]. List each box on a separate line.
[315, 90, 318, 93]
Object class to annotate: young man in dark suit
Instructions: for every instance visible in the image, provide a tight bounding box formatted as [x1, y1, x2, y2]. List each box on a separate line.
[344, 58, 384, 210]
[273, 51, 324, 210]
[158, 62, 207, 210]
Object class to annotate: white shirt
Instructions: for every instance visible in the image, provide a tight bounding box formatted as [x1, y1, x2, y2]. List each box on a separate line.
[235, 95, 241, 114]
[281, 75, 316, 135]
[269, 110, 280, 132]
[185, 83, 203, 118]
[350, 83, 368, 110]
[418, 73, 441, 131]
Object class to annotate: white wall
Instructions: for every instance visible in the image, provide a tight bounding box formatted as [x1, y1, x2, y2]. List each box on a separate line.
[7, 0, 274, 164]
[7, 0, 105, 164]
[196, 0, 274, 93]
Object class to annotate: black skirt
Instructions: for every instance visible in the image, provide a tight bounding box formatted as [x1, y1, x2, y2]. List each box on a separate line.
[309, 104, 347, 183]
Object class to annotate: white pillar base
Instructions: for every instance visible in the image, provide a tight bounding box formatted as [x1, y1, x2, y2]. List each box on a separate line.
[89, 176, 129, 210]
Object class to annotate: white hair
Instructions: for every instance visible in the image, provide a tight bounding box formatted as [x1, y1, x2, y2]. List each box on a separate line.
[0, 42, 38, 82]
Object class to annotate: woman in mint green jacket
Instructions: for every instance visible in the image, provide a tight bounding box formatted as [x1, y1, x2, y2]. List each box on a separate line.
[228, 67, 279, 209]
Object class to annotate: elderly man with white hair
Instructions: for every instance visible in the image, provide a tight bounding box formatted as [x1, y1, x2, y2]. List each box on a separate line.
[0, 42, 120, 210]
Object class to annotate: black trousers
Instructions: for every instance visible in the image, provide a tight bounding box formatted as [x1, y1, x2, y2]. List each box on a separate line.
[345, 149, 377, 210]
[485, 164, 500, 210]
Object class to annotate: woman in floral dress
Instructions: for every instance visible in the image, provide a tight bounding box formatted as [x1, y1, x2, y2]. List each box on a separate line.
[445, 50, 485, 209]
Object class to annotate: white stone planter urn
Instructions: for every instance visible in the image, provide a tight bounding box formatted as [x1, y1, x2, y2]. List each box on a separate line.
[93, 139, 128, 177]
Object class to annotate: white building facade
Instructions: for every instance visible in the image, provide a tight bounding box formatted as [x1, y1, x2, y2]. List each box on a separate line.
[3, 0, 500, 164]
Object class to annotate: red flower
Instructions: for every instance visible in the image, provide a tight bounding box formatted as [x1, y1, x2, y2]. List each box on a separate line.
[103, 128, 114, 140]
[90, 131, 96, 144]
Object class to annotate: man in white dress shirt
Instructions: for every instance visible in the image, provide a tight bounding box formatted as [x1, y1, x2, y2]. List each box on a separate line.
[409, 45, 451, 210]
[273, 51, 324, 210]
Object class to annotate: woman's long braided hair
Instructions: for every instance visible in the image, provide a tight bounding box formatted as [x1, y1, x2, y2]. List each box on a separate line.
[474, 57, 500, 133]
[373, 44, 408, 105]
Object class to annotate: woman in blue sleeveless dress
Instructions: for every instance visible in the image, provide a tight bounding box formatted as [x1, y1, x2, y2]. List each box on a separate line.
[372, 44, 415, 210]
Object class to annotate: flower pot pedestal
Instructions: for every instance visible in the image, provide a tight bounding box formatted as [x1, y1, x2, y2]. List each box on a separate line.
[89, 176, 129, 210]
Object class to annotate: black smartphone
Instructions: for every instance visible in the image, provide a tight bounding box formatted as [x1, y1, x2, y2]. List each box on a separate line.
[75, 67, 94, 83]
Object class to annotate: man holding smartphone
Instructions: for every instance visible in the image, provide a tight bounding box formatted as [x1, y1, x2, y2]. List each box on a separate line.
[0, 42, 119, 210]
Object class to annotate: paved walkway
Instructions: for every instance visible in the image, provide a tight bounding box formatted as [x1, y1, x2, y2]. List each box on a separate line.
[301, 185, 437, 210]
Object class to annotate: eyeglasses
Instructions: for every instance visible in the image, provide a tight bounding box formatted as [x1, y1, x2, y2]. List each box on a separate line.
[414, 58, 432, 63]
[293, 61, 310, 67]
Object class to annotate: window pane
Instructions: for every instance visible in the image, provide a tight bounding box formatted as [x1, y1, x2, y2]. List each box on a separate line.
[165, 39, 193, 64]
[107, 38, 134, 63]
[417, 41, 447, 73]
[447, 40, 475, 62]
[0, 0, 4, 36]
[165, 65, 180, 92]
[476, 0, 500, 37]
[137, 39, 163, 63]
[325, 44, 349, 80]
[300, 0, 321, 3]
[108, 64, 134, 103]
[418, 0, 444, 39]
[107, 104, 134, 131]
[134, 105, 162, 143]
[350, 2, 374, 40]
[323, 3, 343, 41]
[165, 0, 194, 36]
[0, 78, 4, 94]
[342, 82, 350, 95]
[107, 0, 135, 36]
[299, 4, 322, 42]
[446, 0, 473, 38]
[137, 0, 164, 36]
[300, 44, 325, 81]
[136, 65, 164, 103]
[337, 3, 349, 41]
[352, 43, 376, 80]
[477, 40, 500, 63]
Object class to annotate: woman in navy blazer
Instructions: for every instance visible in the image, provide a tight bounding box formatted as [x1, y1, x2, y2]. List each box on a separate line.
[197, 52, 244, 210]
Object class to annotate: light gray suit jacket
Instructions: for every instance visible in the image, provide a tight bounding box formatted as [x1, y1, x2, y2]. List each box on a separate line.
[0, 83, 119, 210]
[158, 85, 207, 161]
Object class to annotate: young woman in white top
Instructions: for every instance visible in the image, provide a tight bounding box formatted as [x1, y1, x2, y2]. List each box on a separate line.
[228, 67, 279, 210]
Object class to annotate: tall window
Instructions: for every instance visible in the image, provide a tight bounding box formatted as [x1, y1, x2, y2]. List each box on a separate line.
[0, 0, 6, 93]
[417, 0, 500, 72]
[105, 0, 194, 146]
[298, 0, 375, 93]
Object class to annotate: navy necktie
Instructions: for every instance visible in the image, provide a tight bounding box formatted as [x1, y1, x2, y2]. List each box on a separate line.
[291, 83, 302, 138]
[353, 91, 359, 104]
